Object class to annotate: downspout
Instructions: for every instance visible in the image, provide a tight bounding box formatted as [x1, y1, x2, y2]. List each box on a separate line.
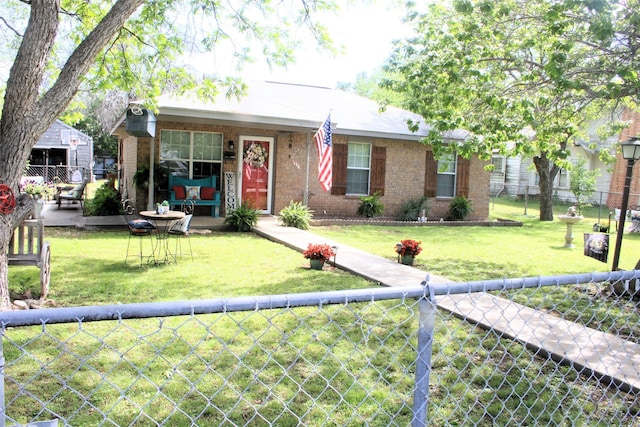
[304, 133, 311, 205]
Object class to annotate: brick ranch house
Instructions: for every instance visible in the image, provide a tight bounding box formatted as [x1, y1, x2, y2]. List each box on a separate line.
[111, 81, 490, 220]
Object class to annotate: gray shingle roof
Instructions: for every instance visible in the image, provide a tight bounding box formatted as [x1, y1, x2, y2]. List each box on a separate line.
[158, 81, 467, 141]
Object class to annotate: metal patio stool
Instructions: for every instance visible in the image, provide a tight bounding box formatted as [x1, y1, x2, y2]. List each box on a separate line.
[123, 199, 157, 266]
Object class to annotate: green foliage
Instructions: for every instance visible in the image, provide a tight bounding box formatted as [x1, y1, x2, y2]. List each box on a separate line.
[398, 195, 429, 221]
[278, 200, 313, 230]
[447, 196, 473, 221]
[224, 201, 259, 232]
[342, 68, 409, 107]
[132, 163, 168, 190]
[356, 192, 384, 218]
[383, 0, 634, 220]
[569, 158, 599, 214]
[84, 182, 122, 216]
[70, 115, 118, 157]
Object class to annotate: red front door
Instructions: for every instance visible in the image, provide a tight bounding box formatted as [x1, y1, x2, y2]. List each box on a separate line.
[240, 137, 272, 212]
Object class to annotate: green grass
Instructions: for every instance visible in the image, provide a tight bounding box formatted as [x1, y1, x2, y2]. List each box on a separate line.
[311, 196, 640, 281]
[9, 229, 372, 305]
[5, 196, 639, 426]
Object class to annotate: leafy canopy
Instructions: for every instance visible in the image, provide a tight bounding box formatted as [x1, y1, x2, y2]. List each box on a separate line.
[384, 0, 638, 162]
[0, 0, 337, 110]
[382, 0, 638, 220]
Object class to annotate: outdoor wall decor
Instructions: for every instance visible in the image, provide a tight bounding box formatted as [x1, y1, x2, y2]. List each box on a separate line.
[0, 185, 16, 214]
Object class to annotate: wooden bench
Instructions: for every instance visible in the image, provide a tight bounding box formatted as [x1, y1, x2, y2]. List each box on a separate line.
[168, 175, 221, 217]
[8, 218, 51, 299]
[55, 180, 88, 210]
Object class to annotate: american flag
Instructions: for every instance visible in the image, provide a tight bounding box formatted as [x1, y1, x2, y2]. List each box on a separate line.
[314, 115, 332, 191]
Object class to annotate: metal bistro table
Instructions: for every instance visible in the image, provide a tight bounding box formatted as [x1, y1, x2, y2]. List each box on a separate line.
[139, 210, 185, 264]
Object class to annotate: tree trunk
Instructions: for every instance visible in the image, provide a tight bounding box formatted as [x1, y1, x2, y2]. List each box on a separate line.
[532, 153, 560, 221]
[0, 0, 145, 310]
[0, 195, 35, 310]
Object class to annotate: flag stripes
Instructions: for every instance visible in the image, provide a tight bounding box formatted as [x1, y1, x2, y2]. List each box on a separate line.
[314, 115, 332, 191]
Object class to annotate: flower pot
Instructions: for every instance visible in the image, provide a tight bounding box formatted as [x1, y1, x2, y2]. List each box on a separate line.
[309, 258, 325, 270]
[400, 255, 415, 265]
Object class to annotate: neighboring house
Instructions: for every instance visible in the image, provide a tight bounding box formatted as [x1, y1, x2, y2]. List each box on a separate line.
[27, 119, 94, 183]
[608, 109, 640, 210]
[111, 81, 490, 220]
[490, 114, 620, 204]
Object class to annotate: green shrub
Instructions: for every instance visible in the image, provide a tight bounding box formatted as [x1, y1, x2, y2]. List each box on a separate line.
[447, 195, 473, 221]
[398, 195, 429, 221]
[224, 201, 259, 232]
[85, 182, 122, 216]
[279, 200, 313, 229]
[356, 192, 384, 218]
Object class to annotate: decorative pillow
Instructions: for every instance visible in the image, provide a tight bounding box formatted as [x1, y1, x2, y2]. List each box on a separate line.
[172, 185, 186, 200]
[128, 219, 156, 234]
[67, 184, 83, 198]
[200, 187, 215, 200]
[170, 214, 193, 234]
[185, 185, 200, 200]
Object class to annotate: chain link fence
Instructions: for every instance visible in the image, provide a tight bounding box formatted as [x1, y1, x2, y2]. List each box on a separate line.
[1, 271, 639, 426]
[23, 166, 90, 185]
[491, 183, 640, 224]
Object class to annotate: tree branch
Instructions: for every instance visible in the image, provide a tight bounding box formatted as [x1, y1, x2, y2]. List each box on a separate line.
[37, 0, 145, 125]
[0, 15, 23, 37]
[2, 0, 59, 127]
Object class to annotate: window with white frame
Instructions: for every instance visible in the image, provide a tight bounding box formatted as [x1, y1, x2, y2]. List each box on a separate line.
[160, 130, 223, 179]
[347, 142, 371, 195]
[437, 153, 457, 197]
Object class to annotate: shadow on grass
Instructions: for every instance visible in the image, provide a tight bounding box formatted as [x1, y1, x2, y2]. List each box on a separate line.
[422, 257, 527, 282]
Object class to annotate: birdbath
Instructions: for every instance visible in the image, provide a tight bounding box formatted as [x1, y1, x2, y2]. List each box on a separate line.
[557, 215, 584, 248]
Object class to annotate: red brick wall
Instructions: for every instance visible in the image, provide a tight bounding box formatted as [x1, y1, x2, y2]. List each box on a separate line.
[126, 121, 490, 220]
[607, 110, 640, 209]
[276, 133, 490, 220]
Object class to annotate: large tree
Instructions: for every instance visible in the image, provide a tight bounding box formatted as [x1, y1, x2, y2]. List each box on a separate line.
[384, 0, 639, 220]
[0, 0, 334, 310]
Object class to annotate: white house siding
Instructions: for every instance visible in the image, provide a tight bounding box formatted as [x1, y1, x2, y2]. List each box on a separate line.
[30, 120, 94, 181]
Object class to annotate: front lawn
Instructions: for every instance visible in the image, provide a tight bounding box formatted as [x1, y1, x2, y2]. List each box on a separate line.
[311, 197, 640, 282]
[4, 197, 638, 426]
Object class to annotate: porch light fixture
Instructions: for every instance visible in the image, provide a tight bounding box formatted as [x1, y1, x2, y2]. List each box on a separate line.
[612, 136, 640, 271]
[228, 140, 235, 151]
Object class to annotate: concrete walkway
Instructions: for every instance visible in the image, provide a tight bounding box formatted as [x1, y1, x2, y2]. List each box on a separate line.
[41, 205, 640, 392]
[252, 216, 640, 393]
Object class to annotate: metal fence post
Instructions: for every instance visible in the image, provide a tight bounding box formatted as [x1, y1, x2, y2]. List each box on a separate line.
[412, 278, 436, 427]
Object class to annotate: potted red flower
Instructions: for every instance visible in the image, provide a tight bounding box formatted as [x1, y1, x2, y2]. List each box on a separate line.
[395, 239, 422, 265]
[303, 243, 336, 270]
